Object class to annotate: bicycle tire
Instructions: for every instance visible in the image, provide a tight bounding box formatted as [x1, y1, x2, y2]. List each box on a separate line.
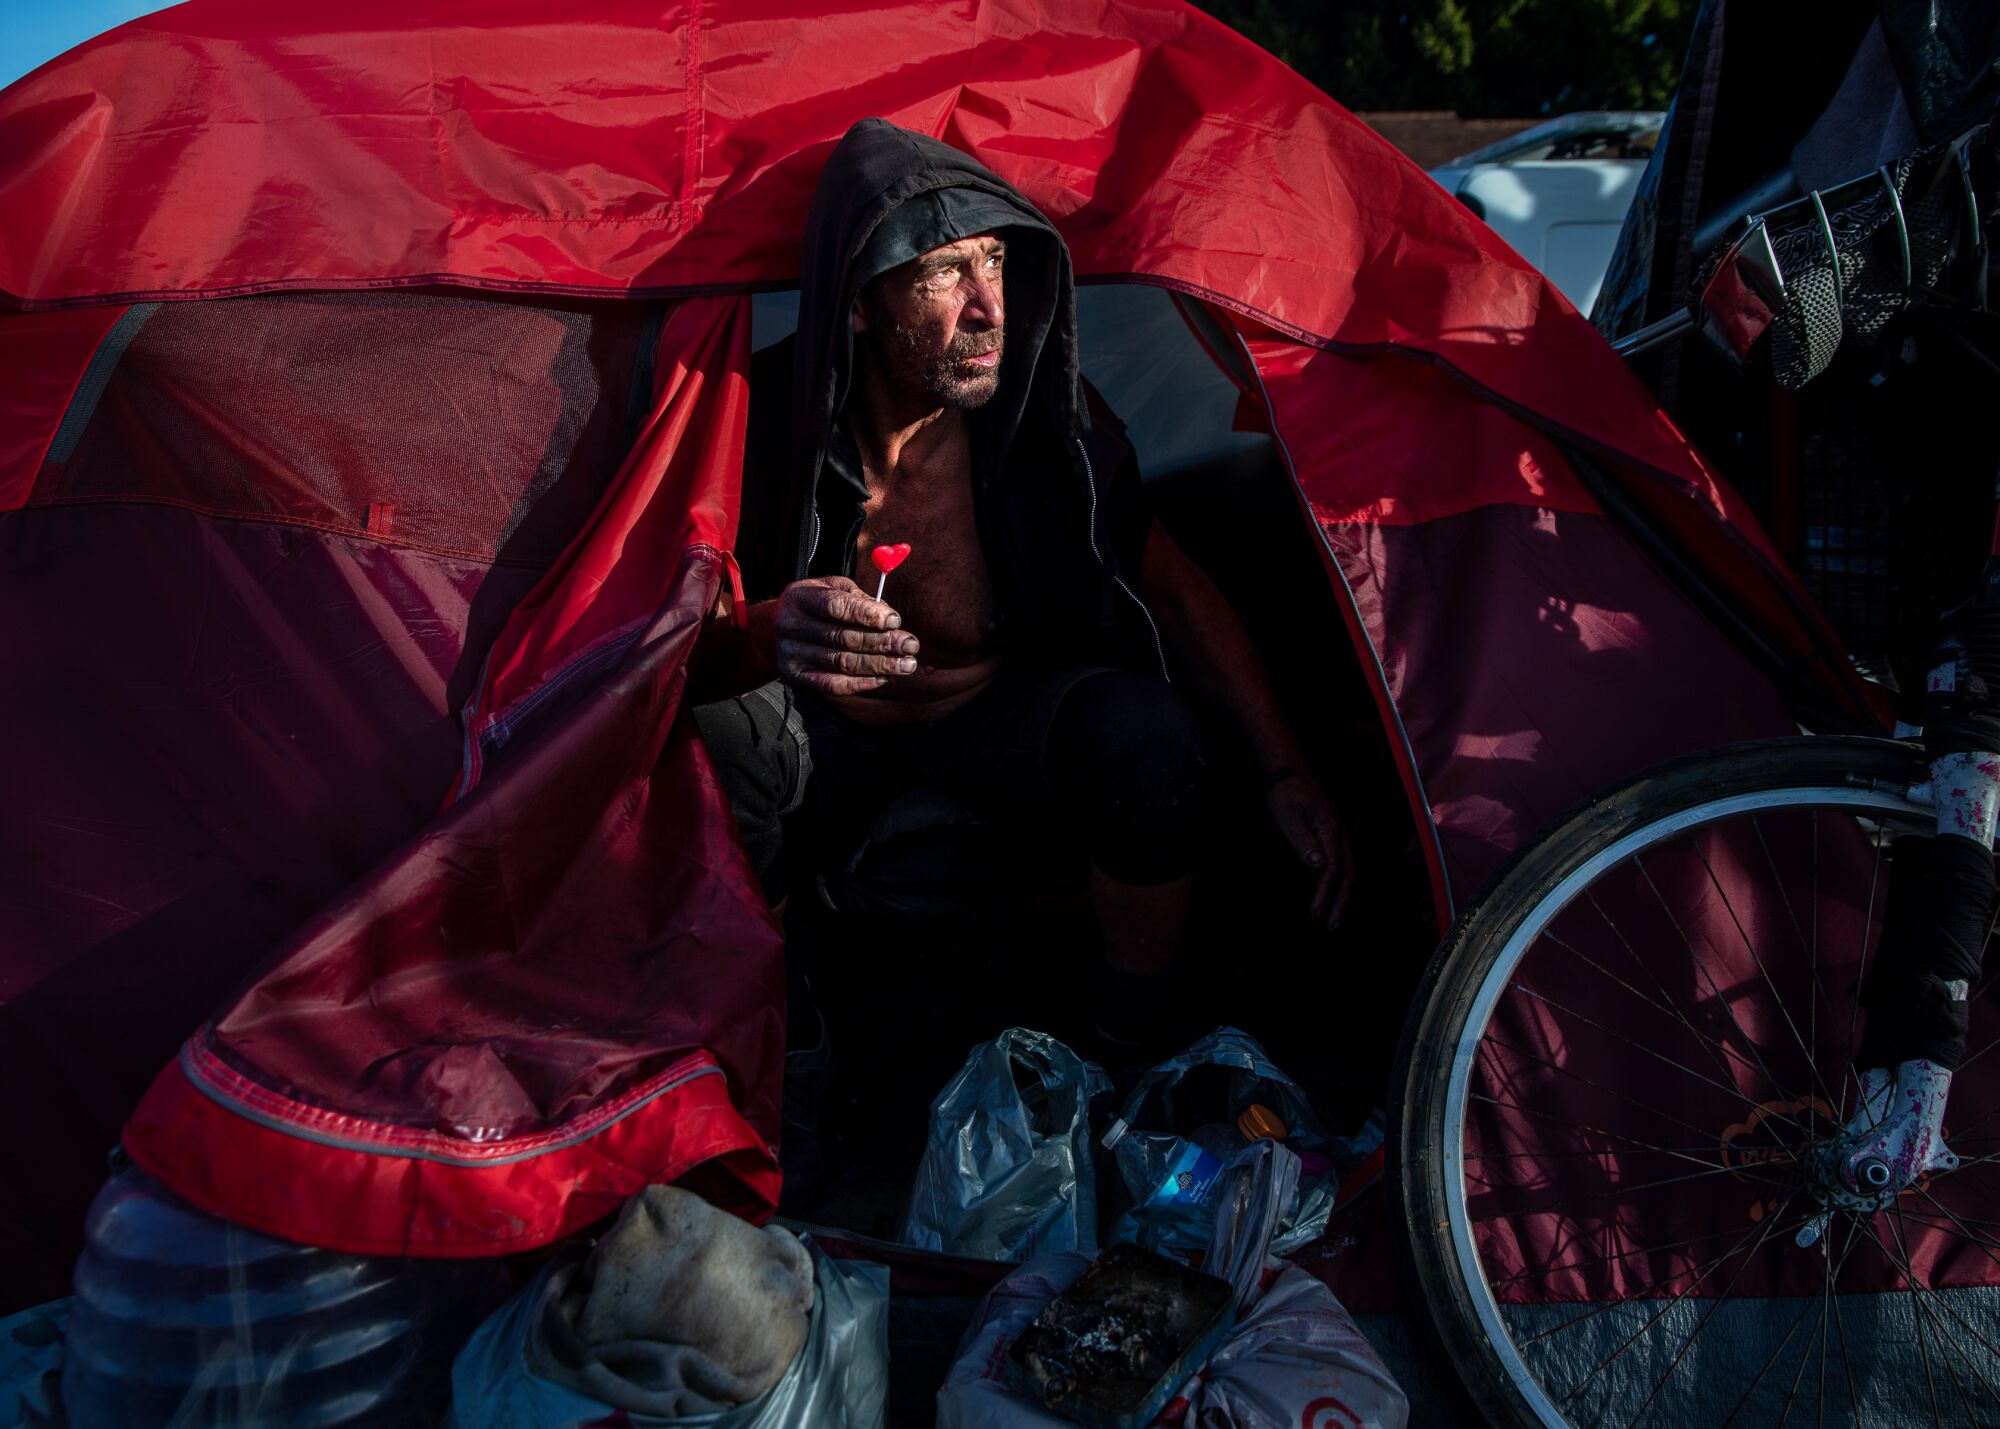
[1390, 735, 2000, 1428]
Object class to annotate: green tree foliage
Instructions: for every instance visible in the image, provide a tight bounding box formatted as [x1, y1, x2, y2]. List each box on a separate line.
[1196, 0, 1696, 116]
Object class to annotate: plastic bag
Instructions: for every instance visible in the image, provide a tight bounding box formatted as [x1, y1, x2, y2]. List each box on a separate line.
[1204, 1140, 1302, 1305]
[0, 1299, 66, 1429]
[447, 1236, 889, 1429]
[1102, 1028, 1362, 1257]
[63, 1167, 506, 1429]
[1183, 1266, 1409, 1429]
[900, 1028, 1111, 1261]
[935, 1254, 1408, 1429]
[934, 1252, 1092, 1429]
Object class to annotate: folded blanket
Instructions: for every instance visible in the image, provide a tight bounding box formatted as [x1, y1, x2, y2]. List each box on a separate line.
[534, 1186, 814, 1416]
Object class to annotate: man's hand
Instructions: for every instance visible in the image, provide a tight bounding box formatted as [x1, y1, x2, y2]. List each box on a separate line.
[774, 576, 919, 696]
[1267, 772, 1352, 932]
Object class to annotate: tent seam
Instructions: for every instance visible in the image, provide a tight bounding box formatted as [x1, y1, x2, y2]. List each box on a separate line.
[179, 1039, 730, 1166]
[1223, 316, 1457, 931]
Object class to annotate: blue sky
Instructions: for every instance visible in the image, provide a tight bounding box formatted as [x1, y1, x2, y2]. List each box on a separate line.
[2, 1, 179, 89]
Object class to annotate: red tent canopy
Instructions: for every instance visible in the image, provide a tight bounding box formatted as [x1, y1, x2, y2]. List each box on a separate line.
[0, 0, 1869, 1304]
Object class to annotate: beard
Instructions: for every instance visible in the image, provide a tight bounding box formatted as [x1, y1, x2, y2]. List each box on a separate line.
[875, 320, 1004, 410]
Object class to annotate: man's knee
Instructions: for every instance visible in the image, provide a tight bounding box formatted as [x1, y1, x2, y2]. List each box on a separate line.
[1047, 671, 1205, 884]
[692, 683, 808, 887]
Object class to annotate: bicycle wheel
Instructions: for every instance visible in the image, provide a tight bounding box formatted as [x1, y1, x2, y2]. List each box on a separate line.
[1394, 737, 2000, 1427]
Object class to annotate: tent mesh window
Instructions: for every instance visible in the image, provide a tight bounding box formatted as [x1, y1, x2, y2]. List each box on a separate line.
[32, 291, 658, 565]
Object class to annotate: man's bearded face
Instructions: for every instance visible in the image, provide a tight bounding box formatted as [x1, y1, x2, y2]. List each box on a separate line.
[857, 233, 1006, 411]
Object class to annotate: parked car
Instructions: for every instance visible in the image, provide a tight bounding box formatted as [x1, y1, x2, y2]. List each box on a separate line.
[1429, 110, 1663, 314]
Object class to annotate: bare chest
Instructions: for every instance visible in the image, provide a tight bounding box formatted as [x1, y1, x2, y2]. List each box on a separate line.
[853, 460, 996, 662]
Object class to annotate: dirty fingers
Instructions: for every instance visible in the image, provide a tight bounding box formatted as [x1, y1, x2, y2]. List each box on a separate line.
[774, 576, 920, 695]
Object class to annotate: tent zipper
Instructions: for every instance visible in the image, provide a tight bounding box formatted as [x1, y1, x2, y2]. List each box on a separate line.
[1075, 436, 1170, 682]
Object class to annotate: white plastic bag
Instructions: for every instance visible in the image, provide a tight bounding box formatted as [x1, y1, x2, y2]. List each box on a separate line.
[447, 1236, 888, 1429]
[935, 1253, 1409, 1429]
[1205, 1140, 1302, 1305]
[1183, 1266, 1409, 1429]
[934, 1253, 1092, 1429]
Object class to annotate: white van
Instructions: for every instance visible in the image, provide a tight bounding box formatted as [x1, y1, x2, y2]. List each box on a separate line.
[1429, 110, 1664, 315]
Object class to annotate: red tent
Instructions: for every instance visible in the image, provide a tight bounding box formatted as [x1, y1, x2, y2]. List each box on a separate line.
[0, 0, 1870, 1307]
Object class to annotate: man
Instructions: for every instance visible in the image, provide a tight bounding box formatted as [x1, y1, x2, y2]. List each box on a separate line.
[695, 119, 1345, 1045]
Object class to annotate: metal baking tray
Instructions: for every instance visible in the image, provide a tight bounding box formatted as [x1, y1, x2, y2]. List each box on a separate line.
[1004, 1243, 1237, 1429]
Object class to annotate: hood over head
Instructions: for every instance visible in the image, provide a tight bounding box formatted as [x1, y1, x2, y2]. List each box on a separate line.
[789, 119, 1084, 528]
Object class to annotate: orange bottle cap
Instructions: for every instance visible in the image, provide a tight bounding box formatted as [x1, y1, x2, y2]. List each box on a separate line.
[1236, 1103, 1287, 1143]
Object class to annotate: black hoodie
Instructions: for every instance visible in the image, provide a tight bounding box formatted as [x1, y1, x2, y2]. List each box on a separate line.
[735, 119, 1167, 680]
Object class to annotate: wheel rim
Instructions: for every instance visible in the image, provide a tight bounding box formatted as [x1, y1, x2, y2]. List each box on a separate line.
[1439, 781, 2000, 1427]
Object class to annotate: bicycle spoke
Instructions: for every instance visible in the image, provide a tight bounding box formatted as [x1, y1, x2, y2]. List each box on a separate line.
[1749, 810, 1861, 1120]
[1777, 1285, 1822, 1427]
[1686, 832, 1843, 1118]
[1898, 1199, 2000, 1234]
[1496, 1212, 1818, 1297]
[1939, 1102, 2000, 1143]
[1550, 1197, 1801, 1412]
[1632, 852, 1824, 1128]
[1720, 1256, 1840, 1424]
[1720, 1297, 1818, 1426]
[1957, 1034, 2000, 1072]
[1896, 1200, 1991, 1427]
[1809, 815, 1832, 1130]
[1849, 1215, 2000, 1421]
[1854, 1216, 2000, 1380]
[1544, 923, 1782, 1090]
[1467, 1143, 1728, 1161]
[1467, 1151, 1793, 1222]
[1466, 1082, 1743, 1173]
[1838, 829, 1887, 1121]
[1624, 1196, 1804, 1424]
[1806, 1212, 1839, 1429]
[1832, 1216, 1864, 1424]
[1511, 982, 1816, 1134]
[1826, 1217, 1863, 1429]
[1949, 926, 2000, 1065]
[1579, 886, 1770, 1096]
[1896, 1205, 2000, 1258]
[1478, 1032, 1757, 1148]
[1776, 1216, 1867, 1427]
[1910, 1186, 2000, 1273]
[1883, 1205, 1947, 1428]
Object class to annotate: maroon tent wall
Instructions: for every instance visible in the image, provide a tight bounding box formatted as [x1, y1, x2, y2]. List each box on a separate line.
[0, 0, 1870, 1303]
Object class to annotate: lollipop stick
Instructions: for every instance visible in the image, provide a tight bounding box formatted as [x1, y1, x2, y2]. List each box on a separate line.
[874, 573, 887, 601]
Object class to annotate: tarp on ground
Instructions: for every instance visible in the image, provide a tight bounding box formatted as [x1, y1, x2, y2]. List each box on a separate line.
[0, 0, 1877, 1308]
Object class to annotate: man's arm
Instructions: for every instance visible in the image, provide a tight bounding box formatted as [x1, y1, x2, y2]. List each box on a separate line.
[688, 596, 782, 701]
[1137, 519, 1351, 930]
[687, 581, 920, 703]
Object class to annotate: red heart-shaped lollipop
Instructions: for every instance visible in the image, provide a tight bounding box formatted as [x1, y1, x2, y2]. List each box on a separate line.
[870, 542, 912, 574]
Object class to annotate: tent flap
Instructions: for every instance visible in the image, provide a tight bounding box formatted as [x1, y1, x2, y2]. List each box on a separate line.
[116, 294, 782, 1255]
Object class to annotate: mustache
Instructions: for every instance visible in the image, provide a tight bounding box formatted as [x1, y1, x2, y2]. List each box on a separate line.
[949, 329, 1003, 359]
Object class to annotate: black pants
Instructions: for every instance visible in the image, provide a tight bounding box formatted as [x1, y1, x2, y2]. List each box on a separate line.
[692, 665, 1207, 904]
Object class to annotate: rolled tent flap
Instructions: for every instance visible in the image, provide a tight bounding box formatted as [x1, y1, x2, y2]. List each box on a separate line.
[121, 296, 786, 1256]
[453, 297, 752, 796]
